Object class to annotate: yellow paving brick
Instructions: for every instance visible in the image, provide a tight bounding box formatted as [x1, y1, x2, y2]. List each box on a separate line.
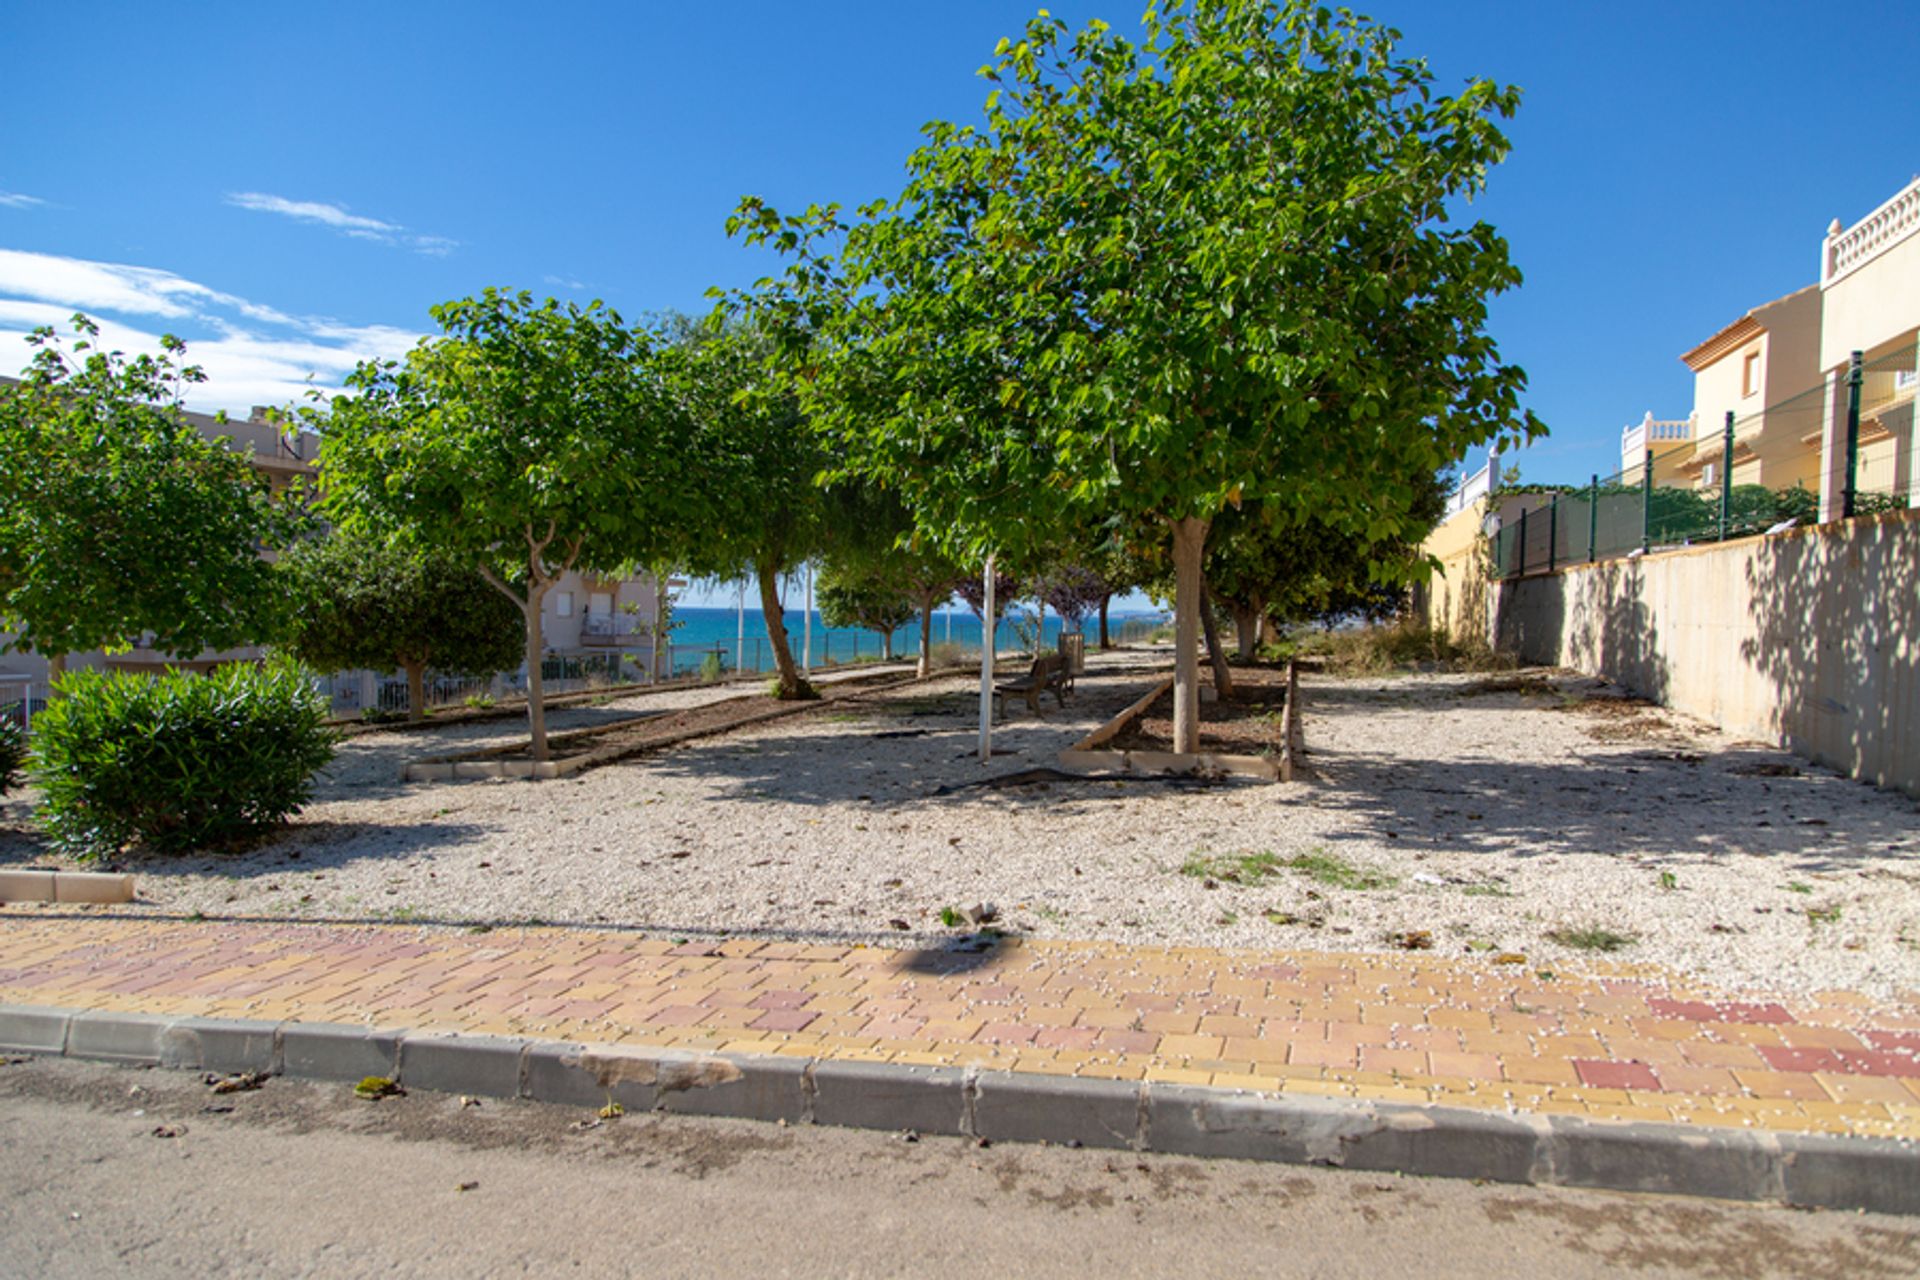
[1144, 1066, 1216, 1087]
[1157, 1034, 1226, 1060]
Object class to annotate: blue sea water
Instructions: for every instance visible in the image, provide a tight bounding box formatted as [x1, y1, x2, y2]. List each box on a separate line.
[659, 605, 1164, 674]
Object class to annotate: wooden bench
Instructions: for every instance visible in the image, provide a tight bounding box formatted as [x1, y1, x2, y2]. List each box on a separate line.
[994, 652, 1074, 719]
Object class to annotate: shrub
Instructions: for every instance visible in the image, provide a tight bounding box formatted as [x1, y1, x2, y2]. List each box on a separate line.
[1297, 623, 1513, 677]
[927, 642, 968, 669]
[699, 652, 726, 683]
[32, 660, 337, 858]
[0, 718, 24, 795]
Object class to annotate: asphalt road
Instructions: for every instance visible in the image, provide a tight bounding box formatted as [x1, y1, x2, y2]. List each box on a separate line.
[1, 1056, 1913, 1279]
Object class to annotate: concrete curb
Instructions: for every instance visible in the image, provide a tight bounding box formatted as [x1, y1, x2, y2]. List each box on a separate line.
[0, 871, 136, 904]
[4, 1002, 1914, 1215]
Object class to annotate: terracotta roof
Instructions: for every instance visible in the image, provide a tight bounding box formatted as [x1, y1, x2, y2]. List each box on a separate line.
[1678, 284, 1819, 372]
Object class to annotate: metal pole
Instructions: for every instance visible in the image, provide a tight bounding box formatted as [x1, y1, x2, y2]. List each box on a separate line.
[1843, 350, 1863, 518]
[736, 580, 746, 675]
[978, 554, 996, 763]
[1641, 449, 1653, 553]
[1587, 473, 1598, 563]
[1719, 410, 1735, 541]
[1547, 495, 1559, 573]
[1517, 507, 1528, 577]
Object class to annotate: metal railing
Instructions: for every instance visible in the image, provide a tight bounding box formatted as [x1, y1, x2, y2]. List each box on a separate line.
[1496, 346, 1917, 578]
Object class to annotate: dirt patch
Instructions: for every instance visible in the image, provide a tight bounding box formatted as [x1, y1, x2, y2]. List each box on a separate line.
[1557, 693, 1694, 744]
[1464, 675, 1560, 698]
[1108, 666, 1291, 755]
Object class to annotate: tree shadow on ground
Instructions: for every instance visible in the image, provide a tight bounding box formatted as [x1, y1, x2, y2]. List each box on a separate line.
[1305, 739, 1917, 872]
[0, 905, 1021, 966]
[0, 817, 494, 879]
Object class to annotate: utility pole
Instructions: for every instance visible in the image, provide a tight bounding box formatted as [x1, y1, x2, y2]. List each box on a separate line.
[978, 555, 996, 764]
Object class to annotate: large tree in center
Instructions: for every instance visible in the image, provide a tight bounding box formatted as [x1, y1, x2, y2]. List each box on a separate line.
[767, 0, 1542, 752]
[315, 291, 685, 759]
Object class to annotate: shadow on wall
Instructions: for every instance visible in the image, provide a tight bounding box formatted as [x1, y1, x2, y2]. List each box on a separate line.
[1739, 512, 1919, 793]
[1494, 561, 1672, 708]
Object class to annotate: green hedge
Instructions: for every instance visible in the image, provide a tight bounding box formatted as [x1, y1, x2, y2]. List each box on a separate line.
[32, 660, 337, 858]
[0, 718, 23, 796]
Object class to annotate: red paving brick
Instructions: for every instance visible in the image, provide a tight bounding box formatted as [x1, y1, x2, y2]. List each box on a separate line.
[1573, 1060, 1663, 1091]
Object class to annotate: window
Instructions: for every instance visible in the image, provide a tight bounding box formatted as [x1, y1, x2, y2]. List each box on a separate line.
[554, 591, 574, 618]
[1741, 349, 1761, 398]
[1897, 369, 1919, 392]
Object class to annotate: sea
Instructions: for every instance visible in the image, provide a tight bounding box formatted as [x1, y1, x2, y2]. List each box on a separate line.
[660, 605, 1167, 675]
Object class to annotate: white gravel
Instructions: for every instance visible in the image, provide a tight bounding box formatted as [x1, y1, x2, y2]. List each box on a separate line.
[6, 650, 1919, 999]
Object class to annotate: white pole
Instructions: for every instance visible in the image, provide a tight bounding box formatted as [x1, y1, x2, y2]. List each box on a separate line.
[736, 579, 747, 675]
[803, 562, 814, 674]
[945, 604, 952, 642]
[978, 555, 996, 764]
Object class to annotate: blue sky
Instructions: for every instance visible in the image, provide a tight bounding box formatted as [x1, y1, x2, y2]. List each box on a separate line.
[5, 1, 1918, 606]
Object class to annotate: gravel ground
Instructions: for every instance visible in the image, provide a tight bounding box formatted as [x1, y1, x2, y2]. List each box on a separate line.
[5, 649, 1919, 999]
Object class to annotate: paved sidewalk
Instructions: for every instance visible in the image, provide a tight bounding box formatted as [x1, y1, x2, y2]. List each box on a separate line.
[3, 916, 1919, 1140]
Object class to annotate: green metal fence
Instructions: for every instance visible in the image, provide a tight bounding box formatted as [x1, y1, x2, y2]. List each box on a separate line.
[1494, 346, 1917, 578]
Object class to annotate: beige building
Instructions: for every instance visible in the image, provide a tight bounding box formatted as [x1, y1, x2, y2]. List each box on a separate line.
[1617, 411, 1696, 487]
[1814, 176, 1920, 518]
[1673, 284, 1824, 494]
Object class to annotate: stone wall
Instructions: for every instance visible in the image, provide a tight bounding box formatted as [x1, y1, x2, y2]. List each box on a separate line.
[1493, 509, 1919, 796]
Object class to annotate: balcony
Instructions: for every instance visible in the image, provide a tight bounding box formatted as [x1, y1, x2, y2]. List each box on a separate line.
[579, 614, 652, 648]
[1823, 176, 1920, 287]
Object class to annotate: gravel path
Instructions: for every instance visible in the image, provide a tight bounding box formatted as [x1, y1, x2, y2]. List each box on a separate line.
[5, 650, 1918, 999]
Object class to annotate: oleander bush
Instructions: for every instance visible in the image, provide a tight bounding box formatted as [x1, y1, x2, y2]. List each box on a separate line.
[32, 659, 337, 858]
[0, 718, 24, 795]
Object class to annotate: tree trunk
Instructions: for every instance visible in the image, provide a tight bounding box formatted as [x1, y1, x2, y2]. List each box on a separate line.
[404, 661, 427, 723]
[757, 562, 812, 699]
[1231, 605, 1258, 661]
[523, 599, 550, 761]
[1170, 516, 1209, 754]
[1200, 581, 1233, 699]
[917, 592, 935, 679]
[47, 652, 67, 696]
[881, 629, 895, 661]
[1097, 594, 1112, 649]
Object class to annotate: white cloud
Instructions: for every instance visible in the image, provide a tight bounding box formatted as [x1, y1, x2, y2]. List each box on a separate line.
[544, 273, 586, 290]
[0, 248, 425, 416]
[226, 190, 459, 257]
[225, 192, 398, 234]
[0, 191, 45, 210]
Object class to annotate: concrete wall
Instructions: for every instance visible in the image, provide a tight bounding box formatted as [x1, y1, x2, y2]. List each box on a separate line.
[1493, 509, 1920, 796]
[1416, 499, 1491, 643]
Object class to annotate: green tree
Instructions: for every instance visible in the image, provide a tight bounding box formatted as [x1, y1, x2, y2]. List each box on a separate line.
[0, 316, 299, 676]
[761, 0, 1540, 751]
[816, 564, 916, 660]
[278, 529, 523, 721]
[314, 290, 688, 759]
[669, 315, 840, 699]
[1208, 469, 1449, 657]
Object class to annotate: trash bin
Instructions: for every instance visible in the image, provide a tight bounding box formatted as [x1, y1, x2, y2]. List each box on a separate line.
[1059, 631, 1086, 675]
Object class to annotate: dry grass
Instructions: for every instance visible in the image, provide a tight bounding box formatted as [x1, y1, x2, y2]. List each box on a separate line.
[1289, 624, 1516, 678]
